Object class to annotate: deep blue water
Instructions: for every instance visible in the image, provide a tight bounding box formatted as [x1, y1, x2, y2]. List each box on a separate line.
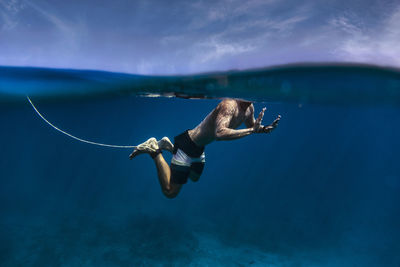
[1, 65, 400, 266]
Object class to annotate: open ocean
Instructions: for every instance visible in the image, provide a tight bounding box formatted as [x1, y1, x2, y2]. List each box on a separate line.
[1, 64, 400, 266]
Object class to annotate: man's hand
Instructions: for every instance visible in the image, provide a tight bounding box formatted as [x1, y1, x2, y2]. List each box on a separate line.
[262, 115, 281, 133]
[253, 107, 266, 133]
[252, 107, 281, 134]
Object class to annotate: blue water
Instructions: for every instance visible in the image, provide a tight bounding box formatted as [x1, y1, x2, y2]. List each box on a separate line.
[2, 63, 400, 105]
[1, 65, 400, 266]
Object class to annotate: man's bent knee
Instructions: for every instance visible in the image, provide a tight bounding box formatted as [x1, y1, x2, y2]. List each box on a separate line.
[162, 188, 179, 199]
[162, 183, 181, 199]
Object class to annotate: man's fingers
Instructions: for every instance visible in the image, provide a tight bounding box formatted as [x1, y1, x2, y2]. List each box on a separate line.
[272, 115, 281, 125]
[263, 126, 272, 133]
[263, 125, 276, 133]
[271, 115, 281, 124]
[256, 111, 263, 121]
[256, 107, 266, 124]
[262, 115, 281, 133]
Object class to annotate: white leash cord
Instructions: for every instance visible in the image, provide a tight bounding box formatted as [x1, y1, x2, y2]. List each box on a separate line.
[27, 96, 137, 149]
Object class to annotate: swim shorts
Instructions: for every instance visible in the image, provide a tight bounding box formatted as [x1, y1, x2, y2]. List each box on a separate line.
[170, 130, 205, 184]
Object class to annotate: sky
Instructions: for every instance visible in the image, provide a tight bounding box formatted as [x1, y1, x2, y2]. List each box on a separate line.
[0, 0, 399, 74]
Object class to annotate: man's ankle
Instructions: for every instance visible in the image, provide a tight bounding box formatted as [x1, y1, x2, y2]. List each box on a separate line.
[150, 148, 162, 159]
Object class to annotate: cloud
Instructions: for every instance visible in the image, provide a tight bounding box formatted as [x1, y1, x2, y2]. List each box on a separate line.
[0, 0, 313, 74]
[194, 38, 256, 64]
[160, 1, 310, 70]
[332, 7, 400, 65]
[186, 0, 279, 29]
[0, 0, 25, 30]
[6, 0, 399, 74]
[329, 14, 363, 35]
[0, 0, 24, 13]
[24, 0, 78, 43]
[0, 9, 15, 30]
[0, 0, 91, 69]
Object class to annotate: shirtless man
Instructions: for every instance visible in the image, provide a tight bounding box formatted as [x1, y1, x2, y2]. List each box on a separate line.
[129, 98, 281, 198]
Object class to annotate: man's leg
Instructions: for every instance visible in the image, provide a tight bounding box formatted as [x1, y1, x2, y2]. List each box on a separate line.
[130, 137, 181, 198]
[152, 153, 182, 198]
[188, 152, 205, 182]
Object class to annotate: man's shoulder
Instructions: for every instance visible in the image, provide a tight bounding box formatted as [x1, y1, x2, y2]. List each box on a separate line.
[218, 99, 237, 111]
[220, 98, 237, 107]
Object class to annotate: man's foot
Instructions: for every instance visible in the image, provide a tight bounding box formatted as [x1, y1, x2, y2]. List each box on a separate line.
[129, 137, 159, 159]
[158, 137, 174, 153]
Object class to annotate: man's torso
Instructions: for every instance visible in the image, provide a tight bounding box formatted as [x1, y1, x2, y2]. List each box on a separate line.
[188, 99, 253, 146]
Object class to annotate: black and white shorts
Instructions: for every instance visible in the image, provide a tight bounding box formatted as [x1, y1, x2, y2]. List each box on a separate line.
[170, 130, 205, 184]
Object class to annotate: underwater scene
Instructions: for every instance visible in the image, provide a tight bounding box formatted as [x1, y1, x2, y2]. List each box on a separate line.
[1, 65, 400, 266]
[2, 0, 400, 266]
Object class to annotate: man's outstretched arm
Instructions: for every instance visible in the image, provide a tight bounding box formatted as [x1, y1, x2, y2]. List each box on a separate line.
[215, 127, 254, 141]
[215, 104, 280, 141]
